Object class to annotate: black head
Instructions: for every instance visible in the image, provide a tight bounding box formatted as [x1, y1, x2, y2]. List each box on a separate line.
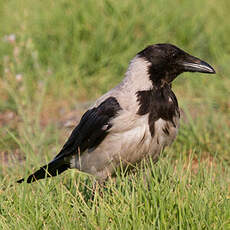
[138, 43, 215, 86]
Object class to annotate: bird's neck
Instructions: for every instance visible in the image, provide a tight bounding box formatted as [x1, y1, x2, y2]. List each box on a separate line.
[121, 56, 154, 92]
[122, 56, 175, 92]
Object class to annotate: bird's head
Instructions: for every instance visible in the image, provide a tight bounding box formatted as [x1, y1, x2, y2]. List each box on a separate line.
[138, 43, 215, 86]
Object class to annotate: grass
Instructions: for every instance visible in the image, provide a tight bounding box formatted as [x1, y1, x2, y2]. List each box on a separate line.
[1, 0, 230, 229]
[1, 156, 230, 229]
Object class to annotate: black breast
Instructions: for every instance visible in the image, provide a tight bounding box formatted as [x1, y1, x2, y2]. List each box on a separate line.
[136, 85, 180, 137]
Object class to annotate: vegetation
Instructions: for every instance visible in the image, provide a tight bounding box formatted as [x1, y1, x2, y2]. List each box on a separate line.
[1, 0, 230, 229]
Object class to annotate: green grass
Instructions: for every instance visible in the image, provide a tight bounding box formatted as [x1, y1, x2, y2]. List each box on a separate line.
[1, 0, 230, 229]
[1, 156, 230, 229]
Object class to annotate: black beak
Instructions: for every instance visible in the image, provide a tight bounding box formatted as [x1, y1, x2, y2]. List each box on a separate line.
[181, 55, 216, 74]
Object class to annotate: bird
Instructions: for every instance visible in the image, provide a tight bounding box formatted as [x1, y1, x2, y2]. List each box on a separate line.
[17, 43, 215, 184]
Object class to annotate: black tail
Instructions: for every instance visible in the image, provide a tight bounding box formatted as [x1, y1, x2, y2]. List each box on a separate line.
[17, 158, 70, 183]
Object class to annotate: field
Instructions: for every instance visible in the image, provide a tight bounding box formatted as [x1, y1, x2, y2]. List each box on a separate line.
[1, 0, 230, 229]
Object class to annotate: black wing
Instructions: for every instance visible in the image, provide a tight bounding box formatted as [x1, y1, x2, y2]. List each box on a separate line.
[17, 96, 122, 183]
[54, 96, 122, 160]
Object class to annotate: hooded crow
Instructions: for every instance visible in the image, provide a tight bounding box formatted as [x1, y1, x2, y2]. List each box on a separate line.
[17, 43, 215, 183]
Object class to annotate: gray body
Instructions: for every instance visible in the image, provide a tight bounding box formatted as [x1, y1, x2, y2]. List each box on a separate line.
[70, 56, 179, 180]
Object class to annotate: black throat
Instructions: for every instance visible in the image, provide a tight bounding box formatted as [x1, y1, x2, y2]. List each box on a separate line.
[136, 84, 180, 137]
[147, 64, 181, 86]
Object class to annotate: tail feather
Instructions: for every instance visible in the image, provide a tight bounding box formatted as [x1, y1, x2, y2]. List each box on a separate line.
[17, 158, 70, 183]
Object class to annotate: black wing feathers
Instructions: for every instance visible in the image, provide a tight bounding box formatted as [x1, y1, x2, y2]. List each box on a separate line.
[54, 96, 122, 160]
[17, 158, 70, 183]
[17, 97, 122, 183]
